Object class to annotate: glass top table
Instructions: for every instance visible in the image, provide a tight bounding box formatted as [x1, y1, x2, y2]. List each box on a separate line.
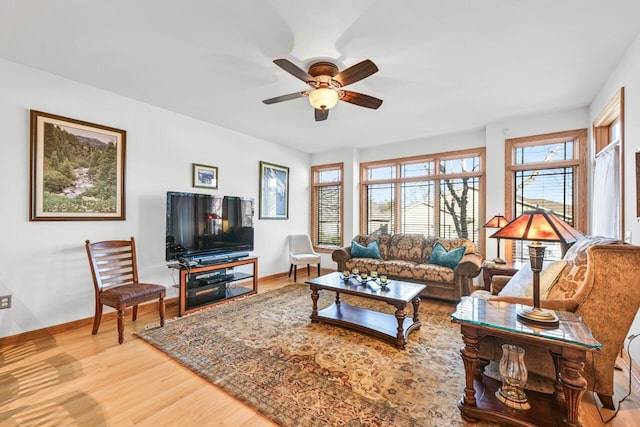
[451, 296, 601, 349]
[451, 296, 601, 426]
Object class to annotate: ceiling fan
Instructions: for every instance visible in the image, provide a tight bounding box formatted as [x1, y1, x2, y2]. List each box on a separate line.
[262, 58, 383, 121]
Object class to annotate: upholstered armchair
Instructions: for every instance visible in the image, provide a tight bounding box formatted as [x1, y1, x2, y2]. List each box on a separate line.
[475, 242, 640, 409]
[288, 234, 321, 282]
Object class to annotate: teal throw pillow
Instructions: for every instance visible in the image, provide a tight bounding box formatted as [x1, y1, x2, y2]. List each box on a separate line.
[351, 240, 382, 259]
[429, 242, 466, 269]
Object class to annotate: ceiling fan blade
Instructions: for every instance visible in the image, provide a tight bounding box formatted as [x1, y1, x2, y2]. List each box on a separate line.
[315, 109, 329, 121]
[340, 91, 383, 109]
[262, 91, 306, 104]
[273, 58, 313, 83]
[333, 59, 379, 87]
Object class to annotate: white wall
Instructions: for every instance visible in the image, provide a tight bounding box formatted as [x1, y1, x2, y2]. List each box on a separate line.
[0, 58, 310, 337]
[589, 32, 640, 340]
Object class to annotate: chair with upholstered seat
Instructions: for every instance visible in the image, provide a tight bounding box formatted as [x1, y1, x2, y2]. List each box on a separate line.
[288, 234, 321, 282]
[85, 237, 166, 344]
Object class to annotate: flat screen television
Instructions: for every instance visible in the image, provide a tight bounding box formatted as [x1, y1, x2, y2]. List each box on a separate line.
[166, 191, 254, 262]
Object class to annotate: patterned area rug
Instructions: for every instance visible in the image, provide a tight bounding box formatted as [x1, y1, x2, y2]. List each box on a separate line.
[137, 284, 494, 426]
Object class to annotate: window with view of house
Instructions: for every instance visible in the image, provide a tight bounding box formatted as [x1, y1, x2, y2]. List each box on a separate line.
[311, 163, 343, 250]
[505, 129, 587, 262]
[360, 149, 485, 251]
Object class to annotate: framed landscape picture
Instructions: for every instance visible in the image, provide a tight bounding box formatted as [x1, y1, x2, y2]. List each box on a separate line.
[192, 163, 218, 189]
[29, 110, 126, 221]
[259, 161, 289, 219]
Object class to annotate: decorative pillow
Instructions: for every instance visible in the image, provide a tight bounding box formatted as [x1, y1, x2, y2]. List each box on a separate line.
[540, 261, 567, 298]
[351, 240, 382, 259]
[498, 261, 567, 298]
[498, 264, 534, 297]
[429, 242, 466, 269]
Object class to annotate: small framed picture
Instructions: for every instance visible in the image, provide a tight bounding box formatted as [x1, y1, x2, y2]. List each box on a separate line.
[259, 161, 289, 219]
[192, 163, 218, 189]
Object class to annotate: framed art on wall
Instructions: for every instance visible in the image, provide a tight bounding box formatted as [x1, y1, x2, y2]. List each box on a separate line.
[192, 163, 218, 189]
[29, 110, 126, 221]
[259, 161, 289, 219]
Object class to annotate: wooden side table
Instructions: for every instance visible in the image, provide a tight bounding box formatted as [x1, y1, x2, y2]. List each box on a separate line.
[481, 260, 521, 291]
[451, 297, 601, 427]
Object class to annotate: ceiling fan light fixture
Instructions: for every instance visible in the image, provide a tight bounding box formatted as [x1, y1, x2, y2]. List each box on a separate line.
[308, 87, 339, 110]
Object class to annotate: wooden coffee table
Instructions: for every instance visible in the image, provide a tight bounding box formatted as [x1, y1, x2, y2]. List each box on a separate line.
[306, 272, 426, 349]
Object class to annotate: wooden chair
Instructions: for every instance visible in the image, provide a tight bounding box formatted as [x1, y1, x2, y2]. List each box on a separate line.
[85, 237, 166, 344]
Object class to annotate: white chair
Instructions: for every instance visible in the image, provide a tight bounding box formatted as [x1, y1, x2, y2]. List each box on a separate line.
[288, 234, 321, 282]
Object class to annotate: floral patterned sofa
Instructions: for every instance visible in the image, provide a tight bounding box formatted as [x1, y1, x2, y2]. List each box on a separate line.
[331, 233, 483, 302]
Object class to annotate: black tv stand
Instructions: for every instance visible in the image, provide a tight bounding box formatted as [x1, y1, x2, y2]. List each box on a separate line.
[171, 256, 257, 316]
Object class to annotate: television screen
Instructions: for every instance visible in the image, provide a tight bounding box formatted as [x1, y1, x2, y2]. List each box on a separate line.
[166, 192, 254, 261]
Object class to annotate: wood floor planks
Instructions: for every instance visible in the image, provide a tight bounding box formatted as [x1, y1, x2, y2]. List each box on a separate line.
[1, 273, 639, 426]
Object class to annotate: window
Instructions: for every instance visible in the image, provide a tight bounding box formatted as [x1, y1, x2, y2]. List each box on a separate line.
[505, 129, 587, 261]
[360, 149, 485, 251]
[311, 163, 343, 251]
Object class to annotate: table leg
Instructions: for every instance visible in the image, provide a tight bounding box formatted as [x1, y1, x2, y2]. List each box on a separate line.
[560, 348, 588, 427]
[411, 296, 421, 325]
[335, 291, 341, 305]
[459, 325, 480, 409]
[394, 305, 407, 349]
[550, 350, 564, 398]
[310, 285, 319, 323]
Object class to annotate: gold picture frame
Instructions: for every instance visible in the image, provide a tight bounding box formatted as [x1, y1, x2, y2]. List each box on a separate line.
[192, 163, 218, 189]
[29, 110, 126, 221]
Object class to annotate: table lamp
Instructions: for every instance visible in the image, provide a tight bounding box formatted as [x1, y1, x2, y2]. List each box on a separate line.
[489, 209, 584, 326]
[484, 214, 509, 264]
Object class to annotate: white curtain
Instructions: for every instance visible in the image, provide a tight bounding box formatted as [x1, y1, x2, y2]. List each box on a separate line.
[592, 143, 620, 238]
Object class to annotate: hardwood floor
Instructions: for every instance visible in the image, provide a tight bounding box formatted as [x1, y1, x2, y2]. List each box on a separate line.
[1, 272, 639, 426]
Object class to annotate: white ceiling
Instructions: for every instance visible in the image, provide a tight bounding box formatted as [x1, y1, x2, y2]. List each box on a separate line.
[1, 0, 639, 154]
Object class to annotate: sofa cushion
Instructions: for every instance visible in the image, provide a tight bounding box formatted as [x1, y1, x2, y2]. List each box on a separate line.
[424, 238, 476, 262]
[413, 263, 455, 283]
[351, 240, 382, 259]
[353, 234, 392, 259]
[379, 260, 419, 279]
[429, 242, 466, 269]
[387, 234, 426, 263]
[344, 258, 385, 274]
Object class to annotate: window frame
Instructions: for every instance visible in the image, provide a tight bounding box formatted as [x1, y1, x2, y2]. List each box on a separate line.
[504, 129, 587, 261]
[593, 87, 624, 235]
[359, 148, 486, 251]
[310, 162, 344, 253]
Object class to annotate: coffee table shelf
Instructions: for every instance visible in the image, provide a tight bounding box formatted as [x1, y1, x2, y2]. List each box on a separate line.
[315, 302, 418, 345]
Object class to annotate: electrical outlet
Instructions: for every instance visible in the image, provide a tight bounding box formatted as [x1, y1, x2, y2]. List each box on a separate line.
[0, 295, 11, 309]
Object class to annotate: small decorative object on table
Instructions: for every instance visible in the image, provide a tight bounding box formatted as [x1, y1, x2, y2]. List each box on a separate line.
[379, 275, 389, 287]
[496, 344, 530, 410]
